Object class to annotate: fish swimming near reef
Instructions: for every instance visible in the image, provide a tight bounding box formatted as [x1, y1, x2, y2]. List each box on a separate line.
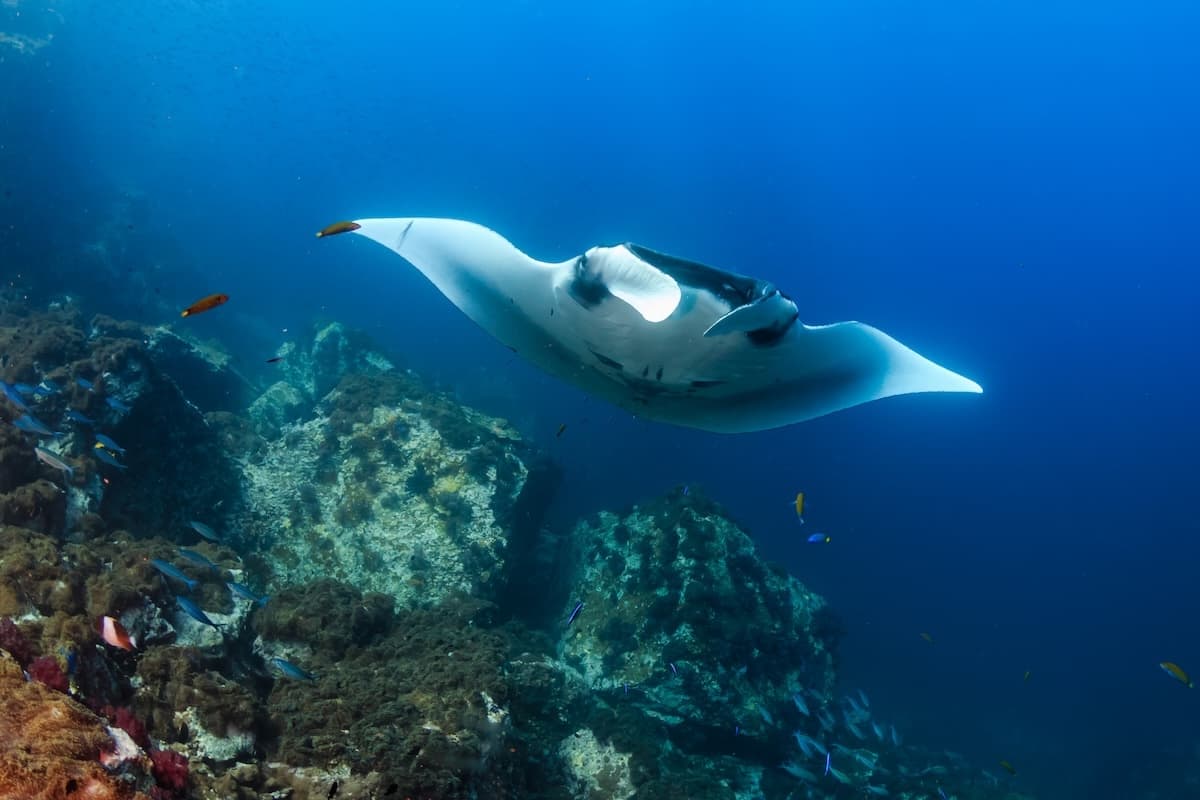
[180, 293, 229, 318]
[321, 217, 983, 433]
[12, 413, 58, 437]
[94, 434, 126, 455]
[190, 520, 221, 542]
[149, 558, 199, 591]
[270, 657, 317, 680]
[98, 615, 136, 651]
[178, 548, 219, 572]
[176, 596, 222, 629]
[1160, 661, 1194, 688]
[34, 446, 74, 480]
[93, 447, 128, 470]
[227, 582, 269, 606]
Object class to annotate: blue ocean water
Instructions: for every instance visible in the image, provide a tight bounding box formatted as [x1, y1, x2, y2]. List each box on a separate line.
[3, 1, 1198, 797]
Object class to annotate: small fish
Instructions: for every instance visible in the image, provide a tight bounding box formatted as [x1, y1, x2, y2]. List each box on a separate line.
[270, 657, 317, 680]
[566, 600, 584, 625]
[34, 446, 74, 480]
[733, 724, 740, 736]
[1160, 661, 1194, 688]
[890, 724, 901, 747]
[806, 533, 830, 544]
[94, 434, 126, 454]
[555, 423, 567, 438]
[998, 759, 1017, 776]
[265, 356, 284, 364]
[178, 548, 219, 571]
[846, 720, 866, 740]
[824, 751, 831, 777]
[682, 485, 690, 496]
[99, 615, 137, 651]
[105, 396, 132, 413]
[13, 383, 37, 395]
[65, 410, 95, 426]
[76, 377, 95, 391]
[149, 558, 199, 591]
[227, 582, 270, 606]
[93, 448, 128, 470]
[13, 414, 57, 437]
[938, 788, 949, 800]
[315, 220, 362, 238]
[669, 662, 678, 676]
[623, 682, 629, 694]
[1, 381, 29, 411]
[1023, 670, 1032, 682]
[180, 293, 230, 318]
[757, 704, 775, 726]
[190, 520, 220, 542]
[871, 721, 884, 741]
[792, 692, 810, 716]
[920, 632, 935, 644]
[176, 596, 221, 629]
[38, 379, 61, 394]
[857, 688, 870, 707]
[794, 491, 805, 521]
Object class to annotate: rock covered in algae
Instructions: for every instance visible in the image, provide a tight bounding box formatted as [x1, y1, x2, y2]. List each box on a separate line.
[544, 490, 841, 799]
[0, 651, 153, 800]
[241, 369, 556, 610]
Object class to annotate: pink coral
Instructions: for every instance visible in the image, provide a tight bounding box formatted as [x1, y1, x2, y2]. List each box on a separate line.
[102, 705, 149, 749]
[28, 655, 69, 693]
[149, 749, 188, 798]
[0, 616, 34, 666]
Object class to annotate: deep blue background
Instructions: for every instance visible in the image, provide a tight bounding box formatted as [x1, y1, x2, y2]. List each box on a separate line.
[4, 2, 1199, 796]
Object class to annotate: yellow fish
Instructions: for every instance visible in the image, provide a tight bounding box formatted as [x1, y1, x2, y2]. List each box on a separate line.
[999, 759, 1017, 775]
[1160, 661, 1194, 688]
[919, 632, 934, 644]
[794, 492, 805, 520]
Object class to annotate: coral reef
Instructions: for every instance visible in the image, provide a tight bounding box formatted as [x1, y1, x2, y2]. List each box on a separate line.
[241, 362, 557, 610]
[0, 298, 1036, 800]
[0, 651, 154, 800]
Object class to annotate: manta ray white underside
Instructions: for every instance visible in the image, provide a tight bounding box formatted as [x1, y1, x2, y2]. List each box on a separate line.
[326, 217, 981, 433]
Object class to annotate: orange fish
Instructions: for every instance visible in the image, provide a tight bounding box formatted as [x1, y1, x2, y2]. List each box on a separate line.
[315, 220, 361, 238]
[180, 293, 229, 318]
[98, 615, 136, 651]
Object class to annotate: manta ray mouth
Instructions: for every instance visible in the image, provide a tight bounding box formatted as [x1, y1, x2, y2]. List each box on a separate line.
[324, 216, 982, 433]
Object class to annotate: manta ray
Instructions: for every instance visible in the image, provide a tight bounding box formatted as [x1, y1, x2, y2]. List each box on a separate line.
[319, 218, 981, 433]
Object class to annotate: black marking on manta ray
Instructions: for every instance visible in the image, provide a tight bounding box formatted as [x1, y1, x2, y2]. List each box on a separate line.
[656, 367, 664, 381]
[625, 243, 771, 308]
[397, 220, 414, 248]
[641, 365, 649, 378]
[689, 379, 724, 388]
[745, 308, 800, 346]
[590, 350, 624, 371]
[568, 254, 609, 309]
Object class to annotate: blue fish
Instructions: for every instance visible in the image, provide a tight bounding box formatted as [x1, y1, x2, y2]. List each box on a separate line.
[189, 520, 220, 542]
[824, 751, 832, 777]
[1, 382, 29, 411]
[13, 414, 58, 437]
[105, 396, 132, 413]
[37, 379, 61, 394]
[227, 582, 269, 606]
[806, 533, 831, 544]
[566, 600, 583, 626]
[149, 558, 199, 591]
[95, 434, 126, 454]
[93, 448, 128, 470]
[76, 377, 95, 391]
[178, 548, 219, 572]
[65, 410, 95, 426]
[177, 596, 222, 629]
[13, 383, 38, 396]
[270, 657, 317, 681]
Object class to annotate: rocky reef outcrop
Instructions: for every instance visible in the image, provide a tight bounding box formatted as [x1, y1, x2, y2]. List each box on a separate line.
[0, 300, 1035, 800]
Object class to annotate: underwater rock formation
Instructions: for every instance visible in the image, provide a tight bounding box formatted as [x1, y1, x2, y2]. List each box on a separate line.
[0, 651, 154, 800]
[242, 366, 557, 610]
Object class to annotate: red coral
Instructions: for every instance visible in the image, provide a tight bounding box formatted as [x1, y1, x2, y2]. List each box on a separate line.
[27, 655, 68, 693]
[149, 749, 189, 798]
[101, 704, 149, 748]
[0, 617, 35, 667]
